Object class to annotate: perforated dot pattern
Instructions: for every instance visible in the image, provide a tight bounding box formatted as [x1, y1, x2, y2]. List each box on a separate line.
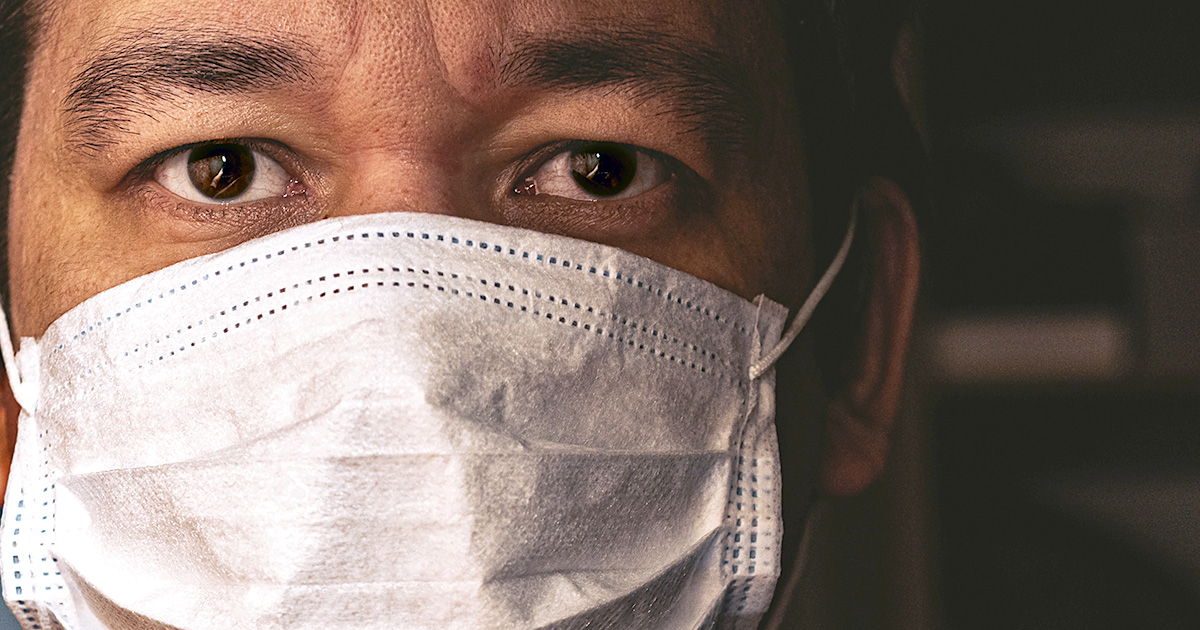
[51, 227, 752, 363]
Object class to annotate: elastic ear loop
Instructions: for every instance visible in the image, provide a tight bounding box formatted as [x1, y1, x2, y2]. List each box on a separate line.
[748, 203, 858, 380]
[0, 296, 36, 411]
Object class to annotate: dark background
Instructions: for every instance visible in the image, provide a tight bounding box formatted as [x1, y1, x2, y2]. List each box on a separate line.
[810, 0, 1200, 628]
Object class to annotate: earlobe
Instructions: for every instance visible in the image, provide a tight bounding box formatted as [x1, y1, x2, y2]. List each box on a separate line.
[819, 177, 920, 497]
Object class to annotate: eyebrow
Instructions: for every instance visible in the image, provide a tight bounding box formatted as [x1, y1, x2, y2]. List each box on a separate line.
[62, 26, 755, 155]
[62, 27, 317, 154]
[498, 29, 755, 152]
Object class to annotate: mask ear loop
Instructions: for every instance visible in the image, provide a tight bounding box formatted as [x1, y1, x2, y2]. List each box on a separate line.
[0, 297, 36, 412]
[748, 202, 858, 380]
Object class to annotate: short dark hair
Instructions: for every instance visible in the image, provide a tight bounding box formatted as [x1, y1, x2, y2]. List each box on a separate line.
[0, 0, 36, 313]
[0, 0, 927, 392]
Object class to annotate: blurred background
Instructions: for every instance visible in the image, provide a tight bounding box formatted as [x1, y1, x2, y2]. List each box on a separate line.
[802, 0, 1200, 627]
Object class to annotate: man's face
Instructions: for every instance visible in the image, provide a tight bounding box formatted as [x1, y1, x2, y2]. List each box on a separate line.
[8, 0, 814, 337]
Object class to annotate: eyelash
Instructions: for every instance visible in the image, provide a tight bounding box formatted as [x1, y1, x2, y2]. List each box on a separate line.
[513, 139, 681, 192]
[128, 138, 299, 185]
[492, 140, 705, 239]
[120, 138, 321, 234]
[124, 137, 704, 240]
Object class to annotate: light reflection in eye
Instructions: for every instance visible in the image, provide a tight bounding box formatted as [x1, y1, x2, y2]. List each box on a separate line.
[514, 142, 669, 201]
[155, 142, 302, 205]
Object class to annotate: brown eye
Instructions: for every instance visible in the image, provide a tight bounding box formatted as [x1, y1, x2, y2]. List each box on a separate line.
[514, 141, 668, 202]
[569, 143, 637, 197]
[187, 143, 256, 200]
[156, 141, 298, 205]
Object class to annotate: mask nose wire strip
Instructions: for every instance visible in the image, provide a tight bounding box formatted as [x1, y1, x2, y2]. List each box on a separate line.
[0, 296, 34, 411]
[0, 214, 854, 393]
[748, 204, 857, 380]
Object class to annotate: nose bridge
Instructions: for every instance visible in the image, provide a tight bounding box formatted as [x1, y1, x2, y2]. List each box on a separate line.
[333, 148, 482, 221]
[318, 0, 506, 221]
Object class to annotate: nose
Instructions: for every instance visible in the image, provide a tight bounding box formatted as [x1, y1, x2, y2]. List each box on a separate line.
[299, 1, 506, 226]
[326, 146, 490, 223]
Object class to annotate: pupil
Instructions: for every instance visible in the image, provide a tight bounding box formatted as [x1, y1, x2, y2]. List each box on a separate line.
[570, 143, 636, 197]
[187, 143, 256, 200]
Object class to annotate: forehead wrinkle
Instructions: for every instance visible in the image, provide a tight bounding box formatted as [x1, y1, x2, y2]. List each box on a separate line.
[325, 0, 368, 94]
[423, 0, 514, 106]
[310, 0, 507, 158]
[416, 0, 458, 102]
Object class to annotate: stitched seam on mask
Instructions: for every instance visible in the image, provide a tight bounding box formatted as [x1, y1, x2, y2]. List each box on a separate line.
[720, 373, 779, 617]
[404, 272, 743, 384]
[402, 230, 750, 335]
[719, 388, 770, 618]
[723, 454, 770, 597]
[5, 433, 67, 621]
[118, 267, 745, 384]
[51, 228, 751, 356]
[408, 267, 740, 372]
[8, 601, 66, 630]
[102, 265, 739, 373]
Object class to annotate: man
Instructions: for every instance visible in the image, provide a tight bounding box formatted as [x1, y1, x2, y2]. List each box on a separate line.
[0, 0, 922, 627]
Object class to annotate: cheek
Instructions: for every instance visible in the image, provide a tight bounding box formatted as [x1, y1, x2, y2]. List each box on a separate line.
[735, 102, 818, 309]
[11, 205, 139, 337]
[8, 163, 232, 336]
[609, 180, 809, 305]
[750, 165, 816, 309]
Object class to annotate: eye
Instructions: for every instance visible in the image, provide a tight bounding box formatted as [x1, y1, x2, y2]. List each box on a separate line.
[155, 142, 302, 205]
[512, 142, 670, 201]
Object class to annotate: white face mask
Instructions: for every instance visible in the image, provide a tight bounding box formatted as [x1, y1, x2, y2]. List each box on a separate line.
[0, 211, 853, 630]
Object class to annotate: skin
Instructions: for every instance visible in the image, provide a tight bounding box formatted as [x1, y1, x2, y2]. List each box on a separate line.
[10, 0, 816, 334]
[0, 0, 922, 603]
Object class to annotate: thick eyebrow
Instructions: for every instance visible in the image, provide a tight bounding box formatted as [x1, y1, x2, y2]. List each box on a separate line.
[61, 26, 755, 156]
[62, 27, 317, 154]
[499, 29, 756, 153]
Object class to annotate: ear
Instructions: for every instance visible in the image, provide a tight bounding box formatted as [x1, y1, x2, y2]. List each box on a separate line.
[0, 366, 17, 499]
[819, 177, 920, 497]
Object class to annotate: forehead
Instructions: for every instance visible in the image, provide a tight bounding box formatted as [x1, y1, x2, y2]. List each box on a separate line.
[39, 0, 773, 83]
[32, 0, 786, 173]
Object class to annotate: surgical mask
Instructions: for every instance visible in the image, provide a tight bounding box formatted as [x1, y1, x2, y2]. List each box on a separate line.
[0, 210, 854, 630]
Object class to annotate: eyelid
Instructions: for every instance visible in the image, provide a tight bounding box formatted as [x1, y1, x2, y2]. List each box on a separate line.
[496, 165, 702, 242]
[510, 140, 683, 191]
[120, 137, 305, 193]
[517, 143, 670, 202]
[506, 140, 589, 182]
[495, 140, 714, 242]
[114, 137, 328, 244]
[492, 97, 718, 182]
